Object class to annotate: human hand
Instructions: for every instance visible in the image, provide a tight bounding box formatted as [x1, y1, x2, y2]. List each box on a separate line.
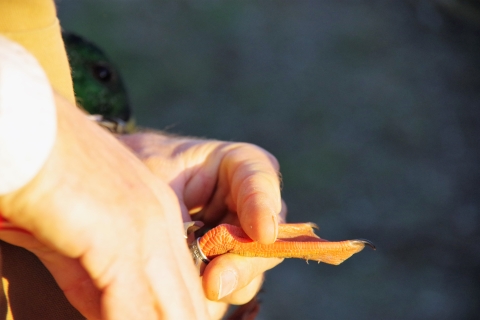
[0, 96, 208, 319]
[118, 132, 286, 317]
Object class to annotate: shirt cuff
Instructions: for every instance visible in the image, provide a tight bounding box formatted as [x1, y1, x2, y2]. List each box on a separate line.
[0, 35, 56, 194]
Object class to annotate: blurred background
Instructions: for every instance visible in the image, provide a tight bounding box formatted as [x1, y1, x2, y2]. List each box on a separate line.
[57, 1, 480, 319]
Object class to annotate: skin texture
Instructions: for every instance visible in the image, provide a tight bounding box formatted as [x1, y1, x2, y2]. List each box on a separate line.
[0, 94, 209, 320]
[2, 2, 286, 318]
[0, 98, 286, 319]
[118, 133, 286, 312]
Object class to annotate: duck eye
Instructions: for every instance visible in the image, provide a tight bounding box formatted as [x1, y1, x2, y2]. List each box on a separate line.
[93, 64, 112, 82]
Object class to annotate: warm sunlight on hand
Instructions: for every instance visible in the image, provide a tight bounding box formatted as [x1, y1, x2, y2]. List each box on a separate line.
[0, 97, 208, 320]
[119, 132, 287, 317]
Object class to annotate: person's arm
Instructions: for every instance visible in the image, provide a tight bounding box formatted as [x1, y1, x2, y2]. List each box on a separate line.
[1, 3, 281, 318]
[118, 132, 286, 317]
[0, 36, 208, 319]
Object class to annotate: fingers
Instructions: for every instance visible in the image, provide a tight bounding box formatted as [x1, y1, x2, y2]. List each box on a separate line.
[227, 274, 264, 305]
[115, 135, 286, 317]
[40, 254, 102, 320]
[186, 141, 283, 243]
[221, 144, 282, 244]
[201, 253, 282, 303]
[101, 264, 159, 319]
[279, 199, 288, 222]
[136, 199, 208, 320]
[205, 299, 230, 320]
[0, 95, 208, 319]
[119, 136, 284, 245]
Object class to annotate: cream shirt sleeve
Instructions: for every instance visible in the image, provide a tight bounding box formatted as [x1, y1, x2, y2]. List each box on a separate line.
[0, 0, 75, 104]
[0, 0, 76, 194]
[0, 36, 56, 194]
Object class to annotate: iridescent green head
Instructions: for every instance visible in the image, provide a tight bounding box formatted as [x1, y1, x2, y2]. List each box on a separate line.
[62, 31, 131, 122]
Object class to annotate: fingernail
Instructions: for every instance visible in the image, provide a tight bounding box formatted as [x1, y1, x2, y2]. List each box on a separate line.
[218, 269, 238, 300]
[272, 214, 278, 243]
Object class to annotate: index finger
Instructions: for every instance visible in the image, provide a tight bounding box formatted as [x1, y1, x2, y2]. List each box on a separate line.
[223, 144, 282, 244]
